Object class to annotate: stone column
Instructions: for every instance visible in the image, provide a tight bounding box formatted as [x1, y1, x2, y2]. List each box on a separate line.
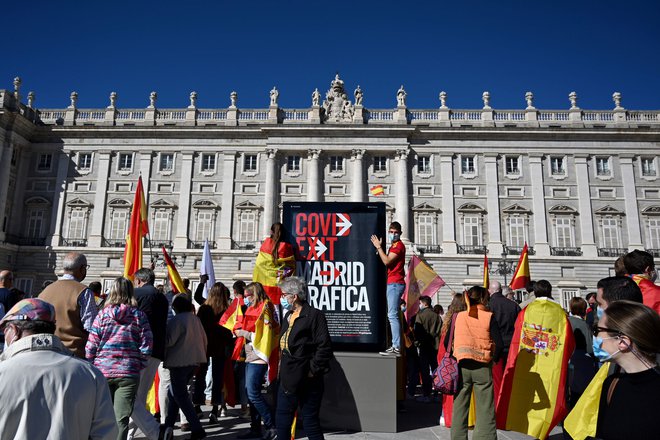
[307, 149, 321, 202]
[620, 155, 643, 249]
[88, 152, 111, 247]
[0, 141, 13, 241]
[529, 154, 550, 256]
[47, 152, 72, 247]
[173, 152, 194, 250]
[575, 155, 597, 257]
[440, 154, 457, 254]
[262, 149, 278, 238]
[350, 149, 365, 202]
[484, 153, 503, 255]
[139, 152, 153, 206]
[217, 152, 237, 250]
[394, 148, 410, 241]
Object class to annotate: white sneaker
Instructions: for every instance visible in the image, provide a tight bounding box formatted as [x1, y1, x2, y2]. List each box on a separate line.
[439, 415, 445, 427]
[379, 346, 401, 356]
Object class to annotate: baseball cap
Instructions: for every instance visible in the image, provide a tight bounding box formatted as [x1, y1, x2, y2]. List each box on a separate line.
[0, 298, 56, 330]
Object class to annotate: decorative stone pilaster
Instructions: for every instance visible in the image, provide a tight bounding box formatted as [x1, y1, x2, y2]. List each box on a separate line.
[574, 154, 597, 257]
[173, 152, 194, 250]
[484, 153, 503, 255]
[49, 152, 73, 247]
[440, 154, 457, 254]
[394, 148, 410, 240]
[88, 152, 112, 247]
[529, 154, 550, 256]
[226, 91, 238, 126]
[307, 149, 322, 202]
[185, 91, 197, 126]
[64, 91, 78, 125]
[620, 155, 644, 249]
[350, 149, 365, 202]
[144, 92, 157, 126]
[217, 151, 238, 250]
[262, 149, 278, 237]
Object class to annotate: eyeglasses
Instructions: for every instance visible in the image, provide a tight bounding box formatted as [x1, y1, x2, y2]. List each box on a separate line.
[280, 292, 294, 298]
[82, 264, 90, 270]
[593, 326, 622, 337]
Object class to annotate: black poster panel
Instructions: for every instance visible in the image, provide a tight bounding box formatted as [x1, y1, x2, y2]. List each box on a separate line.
[282, 202, 386, 352]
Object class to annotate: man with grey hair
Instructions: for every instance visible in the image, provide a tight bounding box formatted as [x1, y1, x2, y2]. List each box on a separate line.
[39, 252, 97, 358]
[276, 276, 332, 440]
[487, 279, 520, 399]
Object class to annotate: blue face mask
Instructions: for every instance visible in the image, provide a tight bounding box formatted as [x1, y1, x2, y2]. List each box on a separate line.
[596, 307, 604, 321]
[243, 297, 252, 307]
[281, 295, 293, 311]
[592, 335, 620, 362]
[388, 233, 400, 242]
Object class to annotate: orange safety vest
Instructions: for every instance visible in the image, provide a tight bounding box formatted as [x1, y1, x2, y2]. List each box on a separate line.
[453, 305, 494, 364]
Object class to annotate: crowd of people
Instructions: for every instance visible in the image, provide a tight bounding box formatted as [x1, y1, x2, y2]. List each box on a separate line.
[0, 222, 659, 440]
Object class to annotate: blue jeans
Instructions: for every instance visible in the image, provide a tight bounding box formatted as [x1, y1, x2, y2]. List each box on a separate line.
[165, 366, 203, 433]
[276, 375, 325, 440]
[246, 363, 274, 430]
[387, 283, 405, 349]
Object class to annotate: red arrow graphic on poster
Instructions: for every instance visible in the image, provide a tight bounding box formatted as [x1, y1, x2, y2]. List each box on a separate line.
[319, 268, 342, 284]
[336, 213, 352, 236]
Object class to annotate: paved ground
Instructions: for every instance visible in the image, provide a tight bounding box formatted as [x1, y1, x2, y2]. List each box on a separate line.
[136, 400, 563, 440]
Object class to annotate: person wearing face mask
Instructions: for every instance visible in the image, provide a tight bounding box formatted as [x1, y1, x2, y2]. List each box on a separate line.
[371, 221, 406, 356]
[234, 282, 280, 440]
[593, 300, 660, 440]
[0, 299, 118, 440]
[275, 276, 332, 440]
[623, 249, 660, 314]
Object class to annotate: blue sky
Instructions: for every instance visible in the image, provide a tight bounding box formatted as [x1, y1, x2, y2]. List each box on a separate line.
[3, 1, 659, 110]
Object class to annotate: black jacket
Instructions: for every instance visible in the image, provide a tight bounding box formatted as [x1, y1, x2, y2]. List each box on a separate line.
[134, 284, 169, 360]
[488, 291, 521, 354]
[197, 304, 233, 358]
[279, 301, 333, 394]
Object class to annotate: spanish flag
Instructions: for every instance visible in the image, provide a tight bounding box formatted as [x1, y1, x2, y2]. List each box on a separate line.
[370, 185, 384, 196]
[496, 297, 575, 439]
[162, 246, 186, 294]
[403, 255, 445, 323]
[253, 238, 296, 305]
[563, 362, 611, 440]
[123, 176, 149, 281]
[243, 300, 280, 383]
[483, 253, 490, 288]
[509, 242, 530, 290]
[220, 297, 245, 361]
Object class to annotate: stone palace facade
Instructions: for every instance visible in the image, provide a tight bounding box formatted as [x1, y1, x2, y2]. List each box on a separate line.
[1, 75, 659, 308]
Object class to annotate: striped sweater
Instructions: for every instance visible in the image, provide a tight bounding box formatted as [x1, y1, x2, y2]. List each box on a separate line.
[85, 304, 153, 378]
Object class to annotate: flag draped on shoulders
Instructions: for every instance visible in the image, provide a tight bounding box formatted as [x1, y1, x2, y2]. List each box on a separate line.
[403, 255, 445, 323]
[162, 246, 185, 294]
[483, 253, 490, 288]
[496, 297, 575, 440]
[253, 238, 296, 305]
[509, 242, 531, 290]
[631, 274, 660, 314]
[563, 362, 611, 440]
[123, 176, 149, 281]
[243, 300, 280, 383]
[220, 297, 245, 361]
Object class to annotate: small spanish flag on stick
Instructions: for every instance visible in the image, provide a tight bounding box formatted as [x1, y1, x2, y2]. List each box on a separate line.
[483, 252, 490, 288]
[370, 184, 384, 196]
[509, 242, 531, 290]
[162, 246, 186, 294]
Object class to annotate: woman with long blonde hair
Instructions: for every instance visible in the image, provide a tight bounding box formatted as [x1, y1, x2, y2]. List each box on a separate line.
[86, 277, 153, 440]
[235, 282, 280, 440]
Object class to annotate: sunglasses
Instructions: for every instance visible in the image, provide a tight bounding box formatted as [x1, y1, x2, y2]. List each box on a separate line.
[592, 326, 622, 337]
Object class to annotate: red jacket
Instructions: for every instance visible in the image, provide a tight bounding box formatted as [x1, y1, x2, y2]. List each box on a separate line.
[635, 277, 660, 314]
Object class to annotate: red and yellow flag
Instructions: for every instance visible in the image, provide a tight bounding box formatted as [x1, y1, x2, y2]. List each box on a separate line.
[483, 253, 490, 288]
[370, 185, 384, 196]
[509, 242, 530, 290]
[563, 362, 611, 440]
[162, 246, 185, 294]
[253, 238, 296, 305]
[496, 298, 575, 439]
[243, 300, 280, 383]
[403, 255, 446, 323]
[123, 176, 149, 281]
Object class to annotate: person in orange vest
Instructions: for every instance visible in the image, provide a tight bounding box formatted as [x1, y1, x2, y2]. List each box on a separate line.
[450, 286, 503, 440]
[623, 250, 660, 314]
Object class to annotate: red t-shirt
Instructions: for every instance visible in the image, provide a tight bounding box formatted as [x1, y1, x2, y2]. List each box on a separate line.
[386, 240, 406, 284]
